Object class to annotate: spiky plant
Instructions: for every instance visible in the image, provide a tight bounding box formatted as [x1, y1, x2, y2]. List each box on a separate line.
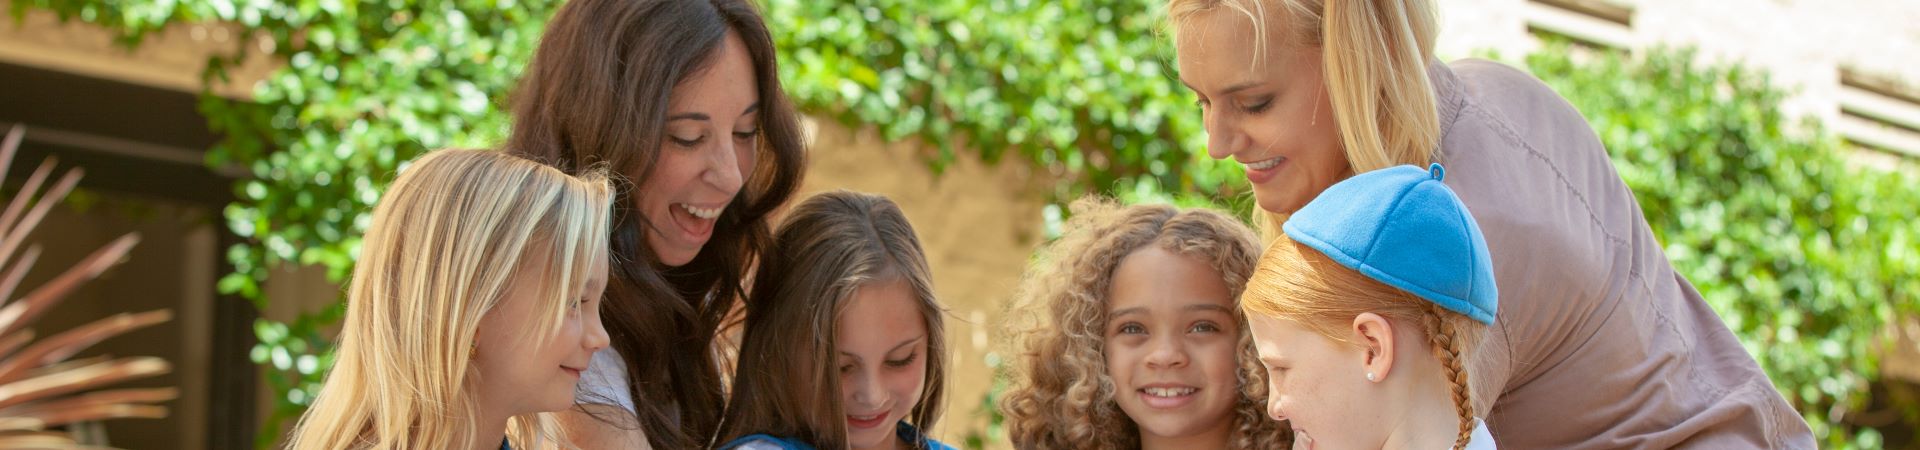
[0, 125, 175, 448]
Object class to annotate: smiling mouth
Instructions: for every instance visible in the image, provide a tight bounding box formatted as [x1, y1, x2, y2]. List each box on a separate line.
[1245, 156, 1284, 171]
[847, 412, 888, 429]
[678, 203, 722, 219]
[1142, 387, 1198, 397]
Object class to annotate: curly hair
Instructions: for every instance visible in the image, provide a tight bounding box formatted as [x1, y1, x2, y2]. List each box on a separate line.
[999, 198, 1291, 450]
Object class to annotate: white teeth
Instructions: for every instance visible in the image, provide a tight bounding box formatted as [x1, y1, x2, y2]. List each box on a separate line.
[679, 203, 722, 220]
[1246, 157, 1284, 171]
[1143, 387, 1197, 397]
[849, 413, 883, 421]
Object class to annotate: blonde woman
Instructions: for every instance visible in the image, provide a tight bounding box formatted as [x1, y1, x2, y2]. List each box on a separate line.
[1164, 0, 1812, 447]
[284, 149, 614, 450]
[1000, 198, 1289, 450]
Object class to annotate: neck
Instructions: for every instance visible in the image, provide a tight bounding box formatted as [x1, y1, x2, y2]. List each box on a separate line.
[472, 408, 510, 450]
[1380, 372, 1467, 450]
[1140, 417, 1233, 450]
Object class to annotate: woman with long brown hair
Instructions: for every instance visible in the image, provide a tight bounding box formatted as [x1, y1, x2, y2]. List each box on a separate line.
[507, 0, 806, 448]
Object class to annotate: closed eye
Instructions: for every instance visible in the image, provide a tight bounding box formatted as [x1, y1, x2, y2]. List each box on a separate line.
[885, 352, 918, 368]
[671, 135, 705, 147]
[1241, 96, 1273, 114]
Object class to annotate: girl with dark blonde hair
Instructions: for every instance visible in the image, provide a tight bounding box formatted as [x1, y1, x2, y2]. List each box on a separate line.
[719, 191, 954, 450]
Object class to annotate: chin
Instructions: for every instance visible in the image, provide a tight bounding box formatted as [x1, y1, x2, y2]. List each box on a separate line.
[647, 238, 698, 266]
[1253, 193, 1302, 216]
[847, 432, 889, 450]
[659, 250, 696, 267]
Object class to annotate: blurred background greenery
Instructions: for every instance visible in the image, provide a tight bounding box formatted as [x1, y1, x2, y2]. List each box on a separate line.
[4, 0, 1918, 448]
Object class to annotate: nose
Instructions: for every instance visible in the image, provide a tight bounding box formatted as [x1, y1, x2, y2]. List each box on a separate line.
[1267, 393, 1287, 422]
[845, 367, 887, 409]
[583, 306, 610, 351]
[1143, 335, 1190, 369]
[1203, 111, 1238, 161]
[704, 139, 747, 197]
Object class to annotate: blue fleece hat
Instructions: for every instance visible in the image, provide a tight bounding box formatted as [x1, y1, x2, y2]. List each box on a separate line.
[1281, 164, 1497, 325]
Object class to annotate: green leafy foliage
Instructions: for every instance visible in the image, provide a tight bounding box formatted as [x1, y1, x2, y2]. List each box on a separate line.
[761, 0, 1246, 202]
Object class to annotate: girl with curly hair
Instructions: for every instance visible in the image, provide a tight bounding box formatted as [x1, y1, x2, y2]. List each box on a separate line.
[1000, 198, 1290, 450]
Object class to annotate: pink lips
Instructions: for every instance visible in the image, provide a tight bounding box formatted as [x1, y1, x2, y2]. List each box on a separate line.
[1137, 383, 1201, 409]
[847, 412, 888, 430]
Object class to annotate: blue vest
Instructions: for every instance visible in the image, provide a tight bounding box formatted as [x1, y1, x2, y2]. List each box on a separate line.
[719, 422, 956, 450]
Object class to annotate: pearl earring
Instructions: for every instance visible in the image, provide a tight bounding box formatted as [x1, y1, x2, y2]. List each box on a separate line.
[1366, 372, 1376, 382]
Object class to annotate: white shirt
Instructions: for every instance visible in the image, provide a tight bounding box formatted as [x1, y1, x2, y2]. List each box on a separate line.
[577, 346, 635, 411]
[1463, 419, 1498, 450]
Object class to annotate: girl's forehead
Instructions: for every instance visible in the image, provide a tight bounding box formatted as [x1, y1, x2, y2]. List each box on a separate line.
[1107, 247, 1235, 314]
[836, 279, 928, 345]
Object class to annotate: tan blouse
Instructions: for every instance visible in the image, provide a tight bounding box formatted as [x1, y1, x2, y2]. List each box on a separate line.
[1433, 58, 1815, 449]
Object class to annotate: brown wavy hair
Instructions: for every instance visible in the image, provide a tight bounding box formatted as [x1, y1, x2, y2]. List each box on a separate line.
[999, 198, 1290, 450]
[719, 191, 947, 449]
[1242, 236, 1484, 450]
[506, 0, 806, 448]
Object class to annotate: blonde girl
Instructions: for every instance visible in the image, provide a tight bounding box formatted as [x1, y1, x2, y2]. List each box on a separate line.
[1164, 0, 1810, 446]
[718, 190, 954, 450]
[1000, 198, 1289, 450]
[284, 149, 613, 450]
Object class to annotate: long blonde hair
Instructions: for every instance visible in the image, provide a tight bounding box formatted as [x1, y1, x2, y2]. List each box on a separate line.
[285, 149, 613, 450]
[1166, 0, 1441, 236]
[999, 198, 1290, 450]
[1242, 236, 1482, 450]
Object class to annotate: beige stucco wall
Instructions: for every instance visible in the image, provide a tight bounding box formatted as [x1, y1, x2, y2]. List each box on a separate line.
[0, 0, 275, 97]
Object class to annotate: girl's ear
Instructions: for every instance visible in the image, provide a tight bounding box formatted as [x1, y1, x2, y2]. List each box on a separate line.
[1351, 312, 1396, 383]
